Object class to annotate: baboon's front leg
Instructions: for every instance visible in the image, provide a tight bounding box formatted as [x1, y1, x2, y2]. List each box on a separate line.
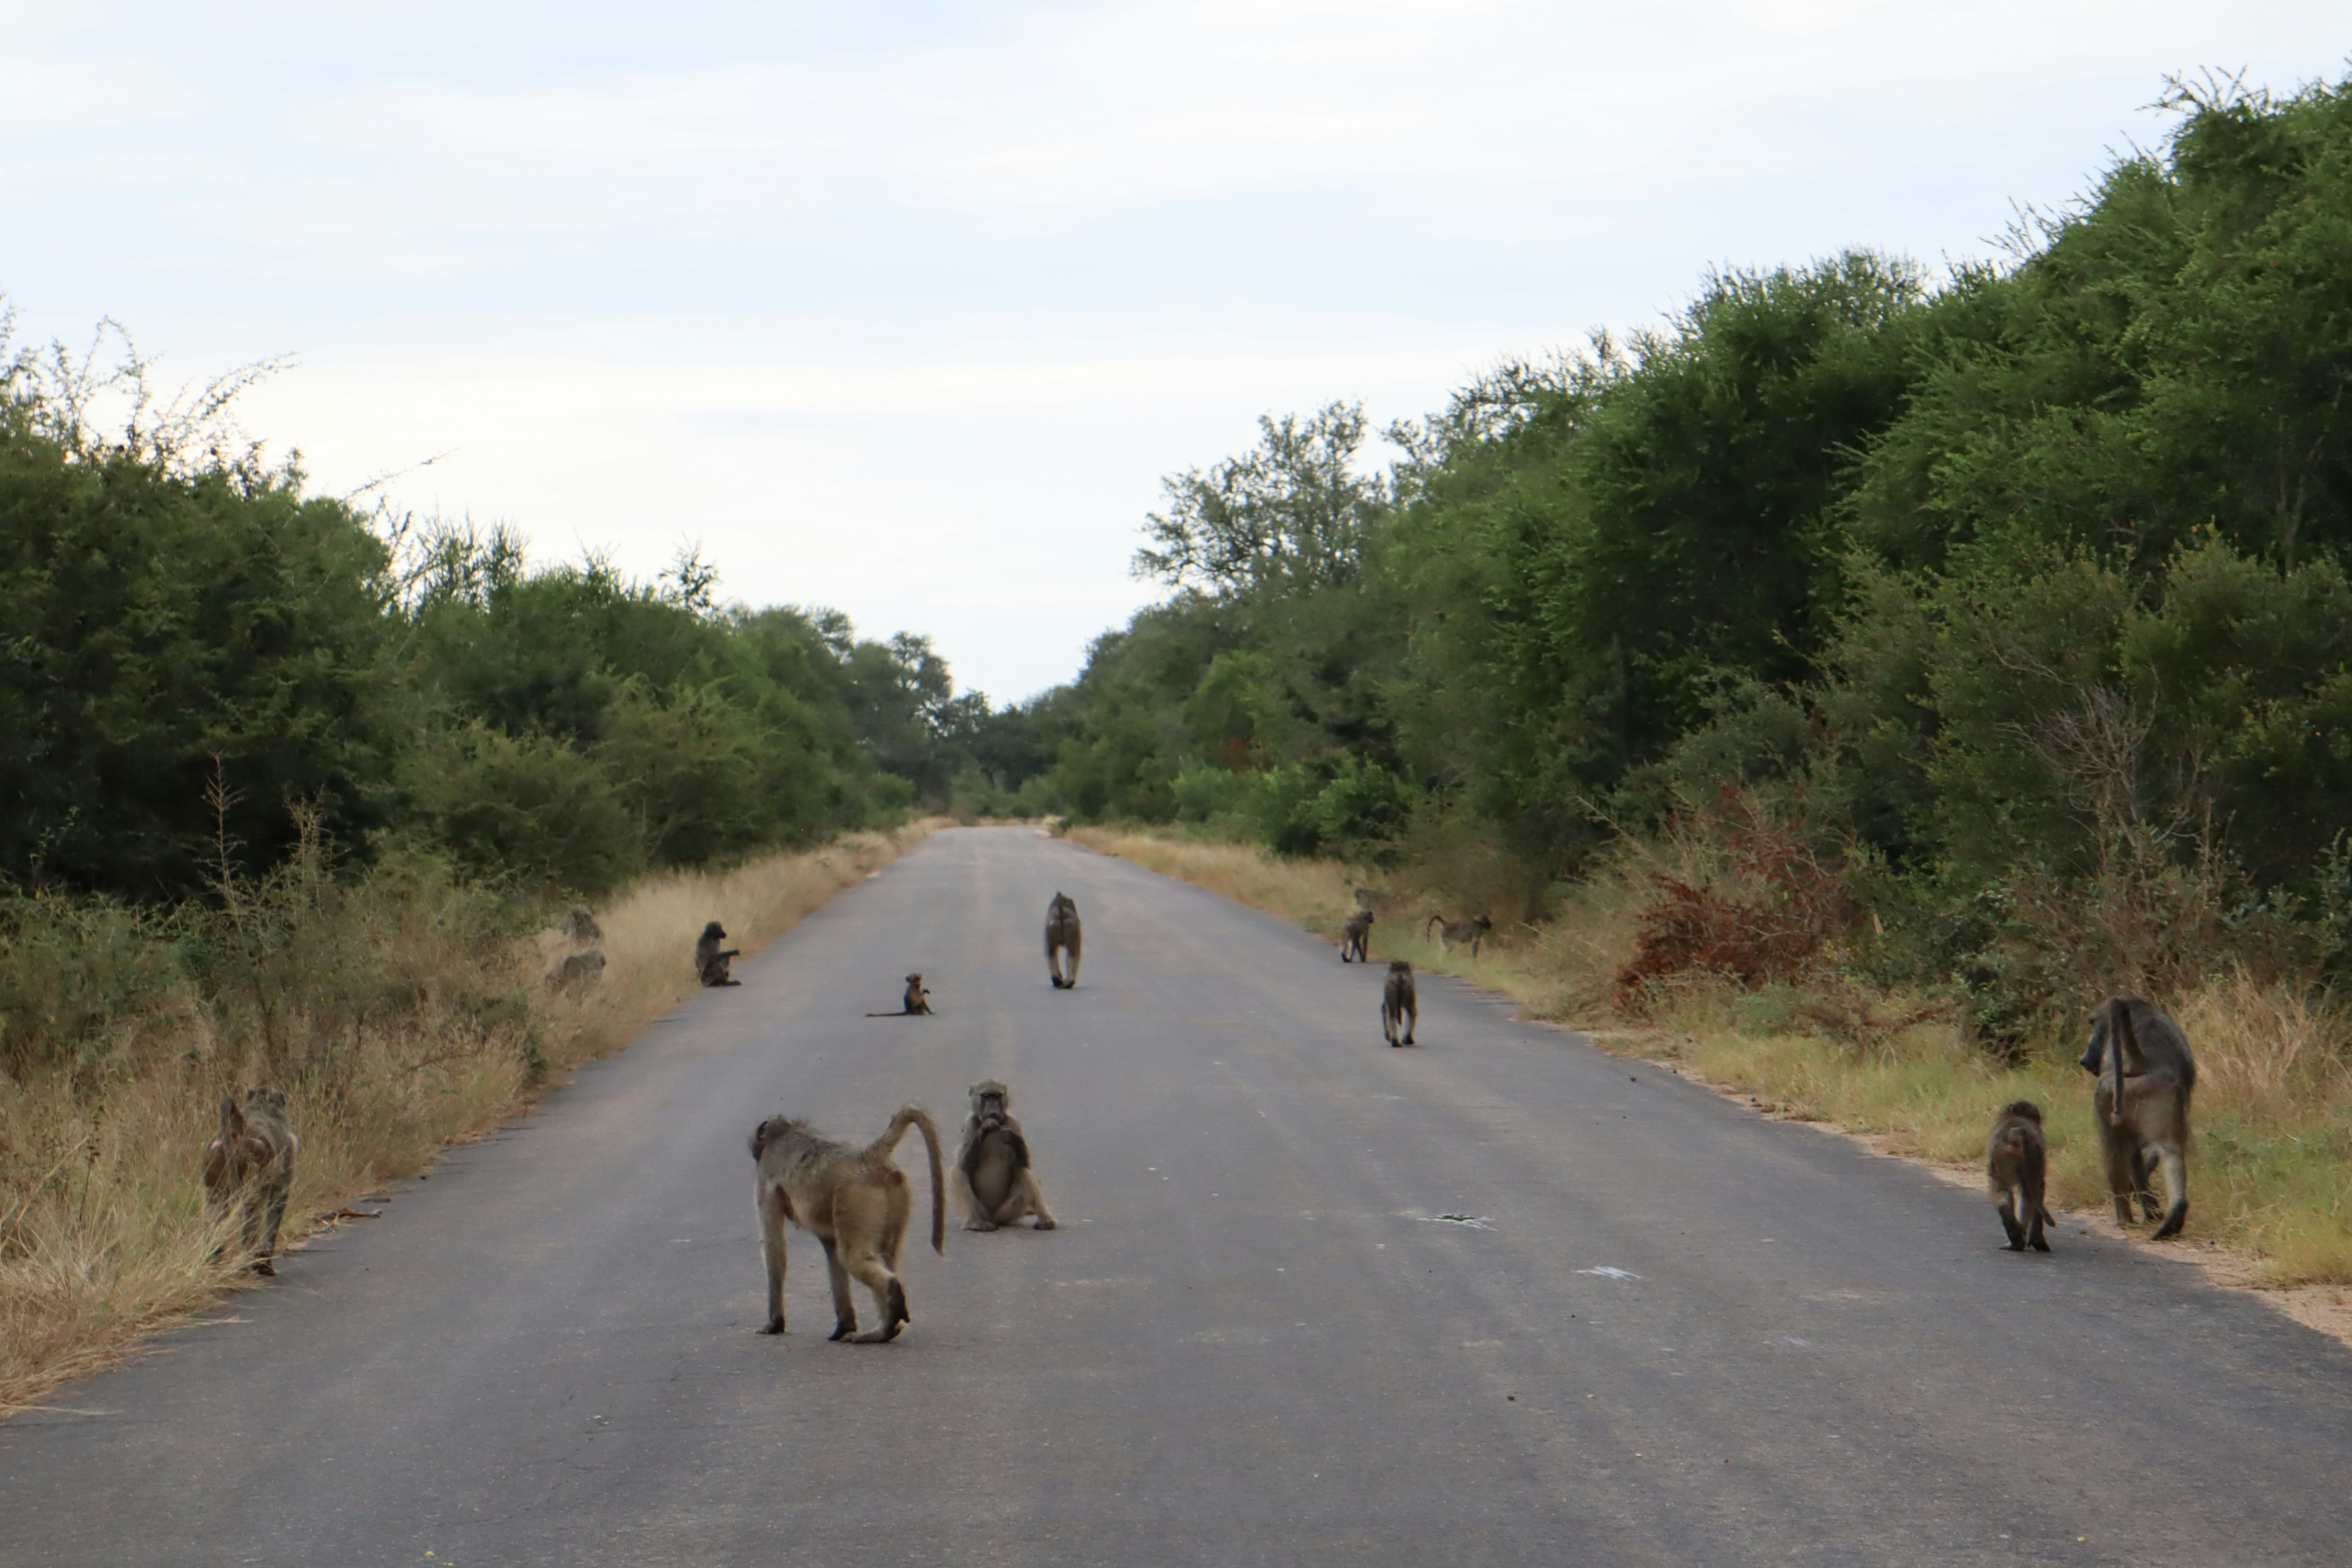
[819, 1237, 858, 1341]
[758, 1190, 791, 1334]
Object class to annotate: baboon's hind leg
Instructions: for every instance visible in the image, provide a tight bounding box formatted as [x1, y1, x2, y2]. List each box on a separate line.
[1996, 1193, 2026, 1251]
[996, 1172, 1057, 1230]
[2151, 1147, 2189, 1240]
[837, 1245, 908, 1343]
[759, 1189, 791, 1334]
[819, 1237, 859, 1341]
[254, 1187, 289, 1274]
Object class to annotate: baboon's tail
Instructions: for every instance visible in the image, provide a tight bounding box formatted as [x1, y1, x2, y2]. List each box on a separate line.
[2110, 1001, 2136, 1129]
[1423, 914, 1439, 940]
[871, 1106, 948, 1255]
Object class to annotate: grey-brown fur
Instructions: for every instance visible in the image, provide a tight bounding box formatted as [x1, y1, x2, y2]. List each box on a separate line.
[696, 921, 742, 988]
[1341, 908, 1374, 963]
[952, 1079, 1057, 1232]
[545, 949, 606, 996]
[748, 1106, 945, 1343]
[559, 906, 603, 945]
[1423, 913, 1493, 957]
[1382, 960, 1418, 1047]
[1046, 892, 1082, 989]
[2081, 994, 2196, 1240]
[203, 1087, 299, 1275]
[1985, 1099, 2052, 1252]
[866, 973, 933, 1016]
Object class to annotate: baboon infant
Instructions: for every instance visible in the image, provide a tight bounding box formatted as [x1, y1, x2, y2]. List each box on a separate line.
[1382, 960, 1418, 1047]
[749, 1106, 945, 1343]
[696, 921, 742, 987]
[1045, 891, 1082, 989]
[953, 1079, 1057, 1232]
[2081, 994, 2196, 1240]
[545, 949, 606, 996]
[203, 1086, 300, 1275]
[867, 973, 933, 1016]
[1424, 913, 1493, 957]
[1341, 908, 1374, 963]
[1985, 1100, 2052, 1253]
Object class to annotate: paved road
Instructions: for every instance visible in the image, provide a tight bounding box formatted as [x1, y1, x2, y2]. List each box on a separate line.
[5, 826, 2350, 1566]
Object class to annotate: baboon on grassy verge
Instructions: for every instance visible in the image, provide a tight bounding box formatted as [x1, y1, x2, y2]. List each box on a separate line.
[1423, 914, 1493, 957]
[866, 974, 933, 1016]
[1046, 892, 1082, 989]
[749, 1106, 946, 1343]
[559, 906, 603, 945]
[1382, 960, 1418, 1047]
[545, 949, 606, 996]
[953, 1079, 1057, 1231]
[1341, 909, 1374, 963]
[1985, 1100, 2052, 1253]
[203, 1087, 300, 1275]
[2081, 994, 2196, 1240]
[696, 921, 742, 987]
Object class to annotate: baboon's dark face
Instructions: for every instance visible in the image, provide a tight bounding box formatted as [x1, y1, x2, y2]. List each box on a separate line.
[704, 921, 727, 939]
[970, 1080, 1009, 1126]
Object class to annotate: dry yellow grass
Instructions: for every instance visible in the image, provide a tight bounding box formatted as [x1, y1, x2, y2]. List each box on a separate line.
[0, 822, 933, 1416]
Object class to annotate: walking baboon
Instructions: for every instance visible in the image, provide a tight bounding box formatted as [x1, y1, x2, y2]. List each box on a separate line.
[696, 921, 742, 987]
[866, 974, 933, 1016]
[952, 1079, 1057, 1232]
[2081, 994, 2196, 1240]
[559, 906, 602, 945]
[1046, 892, 1082, 989]
[1381, 960, 1418, 1047]
[545, 949, 606, 996]
[203, 1087, 299, 1275]
[1985, 1100, 2053, 1253]
[1341, 908, 1374, 963]
[748, 1106, 946, 1343]
[1423, 913, 1493, 957]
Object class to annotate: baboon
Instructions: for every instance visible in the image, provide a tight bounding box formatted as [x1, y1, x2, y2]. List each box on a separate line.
[203, 1087, 300, 1275]
[1985, 1100, 2053, 1253]
[559, 905, 603, 945]
[1341, 908, 1374, 963]
[2081, 993, 2196, 1240]
[1424, 913, 1493, 957]
[748, 1106, 946, 1343]
[696, 921, 742, 987]
[545, 949, 606, 996]
[866, 973, 933, 1016]
[952, 1079, 1057, 1232]
[1381, 960, 1418, 1047]
[1045, 892, 1082, 989]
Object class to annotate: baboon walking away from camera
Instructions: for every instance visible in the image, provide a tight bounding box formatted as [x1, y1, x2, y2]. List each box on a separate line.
[749, 1106, 946, 1343]
[867, 974, 933, 1016]
[696, 921, 742, 987]
[1985, 1100, 2052, 1252]
[1341, 908, 1374, 963]
[1046, 892, 1082, 989]
[953, 1079, 1057, 1231]
[203, 1087, 300, 1275]
[1424, 914, 1493, 957]
[1382, 960, 1417, 1046]
[2081, 993, 2196, 1240]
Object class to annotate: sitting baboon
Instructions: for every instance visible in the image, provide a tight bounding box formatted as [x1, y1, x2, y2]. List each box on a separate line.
[1341, 908, 1374, 963]
[866, 973, 933, 1016]
[2081, 993, 2196, 1240]
[952, 1079, 1057, 1232]
[1381, 960, 1418, 1047]
[545, 949, 606, 997]
[1045, 892, 1082, 989]
[748, 1106, 945, 1343]
[203, 1087, 300, 1275]
[559, 906, 603, 946]
[696, 921, 742, 987]
[1985, 1100, 2052, 1253]
[1424, 913, 1493, 957]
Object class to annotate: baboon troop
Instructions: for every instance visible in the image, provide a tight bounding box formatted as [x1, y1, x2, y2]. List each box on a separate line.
[696, 921, 742, 988]
[952, 1079, 1057, 1231]
[1045, 892, 1082, 989]
[750, 1106, 945, 1343]
[545, 949, 606, 997]
[868, 973, 934, 1016]
[2081, 994, 2196, 1240]
[1381, 960, 1418, 1047]
[1985, 1101, 2052, 1253]
[1423, 913, 1493, 957]
[1341, 908, 1374, 963]
[203, 1087, 299, 1275]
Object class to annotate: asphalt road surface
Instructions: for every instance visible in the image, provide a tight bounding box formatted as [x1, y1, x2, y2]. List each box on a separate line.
[6, 826, 2350, 1567]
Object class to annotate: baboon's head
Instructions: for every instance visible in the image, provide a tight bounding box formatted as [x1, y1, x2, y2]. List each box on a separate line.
[1474, 915, 1494, 932]
[969, 1079, 1010, 1126]
[1999, 1099, 2043, 1125]
[906, 972, 924, 985]
[245, 1086, 289, 1115]
[703, 921, 727, 940]
[1389, 959, 1412, 974]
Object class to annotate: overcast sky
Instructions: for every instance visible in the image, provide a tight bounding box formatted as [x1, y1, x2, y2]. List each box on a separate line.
[2, 4, 2345, 701]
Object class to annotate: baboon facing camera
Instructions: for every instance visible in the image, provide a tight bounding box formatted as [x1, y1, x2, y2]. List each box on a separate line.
[1046, 892, 1082, 989]
[203, 1087, 300, 1275]
[1985, 1100, 2052, 1253]
[952, 1079, 1057, 1231]
[1382, 960, 1418, 1047]
[2081, 994, 2196, 1240]
[696, 921, 742, 987]
[749, 1106, 946, 1343]
[1341, 908, 1374, 963]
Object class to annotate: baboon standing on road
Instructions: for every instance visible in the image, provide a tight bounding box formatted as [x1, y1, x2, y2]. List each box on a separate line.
[952, 1079, 1057, 1231]
[1341, 908, 1374, 963]
[696, 921, 742, 987]
[2081, 994, 2196, 1240]
[203, 1087, 300, 1275]
[1985, 1100, 2053, 1253]
[1046, 892, 1082, 989]
[748, 1106, 946, 1343]
[1382, 960, 1418, 1047]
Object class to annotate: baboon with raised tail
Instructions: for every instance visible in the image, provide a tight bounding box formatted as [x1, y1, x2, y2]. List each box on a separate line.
[203, 1087, 300, 1275]
[2081, 994, 2196, 1240]
[1046, 892, 1082, 989]
[1424, 913, 1493, 957]
[749, 1106, 946, 1343]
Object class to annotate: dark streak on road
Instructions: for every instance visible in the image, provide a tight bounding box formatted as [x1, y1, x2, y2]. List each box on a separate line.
[4, 827, 2348, 1566]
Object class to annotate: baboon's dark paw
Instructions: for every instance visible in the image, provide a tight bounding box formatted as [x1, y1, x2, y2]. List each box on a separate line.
[759, 1321, 785, 1336]
[252, 1259, 276, 1276]
[829, 1321, 856, 1341]
[2031, 1239, 2052, 1252]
